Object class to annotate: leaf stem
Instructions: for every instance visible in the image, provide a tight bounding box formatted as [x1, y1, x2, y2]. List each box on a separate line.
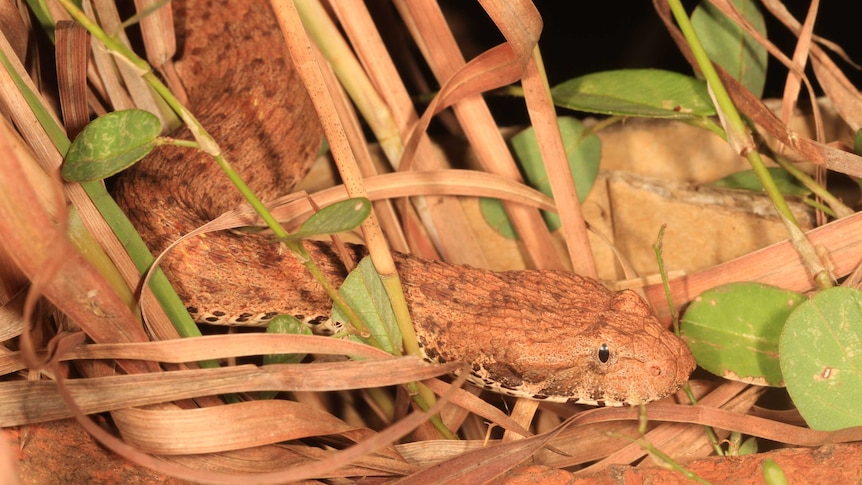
[767, 151, 853, 219]
[666, 0, 832, 288]
[654, 225, 722, 453]
[283, 241, 382, 349]
[666, 0, 797, 227]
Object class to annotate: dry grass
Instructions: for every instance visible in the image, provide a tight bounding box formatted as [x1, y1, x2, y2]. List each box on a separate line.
[3, 0, 862, 483]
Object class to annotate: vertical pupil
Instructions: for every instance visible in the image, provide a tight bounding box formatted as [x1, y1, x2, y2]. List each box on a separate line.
[598, 343, 610, 363]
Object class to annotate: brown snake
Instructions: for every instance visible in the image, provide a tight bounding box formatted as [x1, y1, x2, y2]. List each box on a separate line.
[114, 0, 695, 405]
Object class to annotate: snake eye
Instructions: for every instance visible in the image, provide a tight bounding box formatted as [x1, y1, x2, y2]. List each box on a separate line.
[597, 343, 610, 363]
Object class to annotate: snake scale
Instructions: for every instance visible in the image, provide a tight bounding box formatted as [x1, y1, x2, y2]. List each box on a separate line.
[114, 0, 695, 405]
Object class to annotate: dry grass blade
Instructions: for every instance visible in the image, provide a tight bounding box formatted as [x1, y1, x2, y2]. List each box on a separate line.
[809, 49, 862, 132]
[10, 0, 862, 481]
[422, 379, 532, 437]
[89, 1, 163, 119]
[80, 3, 133, 111]
[326, 0, 485, 265]
[111, 400, 360, 454]
[49, 366, 470, 484]
[654, 0, 862, 178]
[1, 358, 460, 426]
[761, 0, 862, 131]
[134, 0, 175, 68]
[55, 22, 91, 136]
[521, 53, 596, 277]
[776, 0, 818, 128]
[1, 5, 181, 345]
[163, 444, 417, 479]
[573, 383, 761, 473]
[0, 1, 27, 62]
[0, 291, 24, 342]
[718, 65, 861, 174]
[645, 211, 862, 321]
[568, 402, 862, 447]
[0, 121, 154, 375]
[395, 414, 569, 484]
[395, 0, 564, 270]
[2, 334, 402, 373]
[200, 170, 557, 239]
[0, 28, 63, 161]
[706, 0, 824, 136]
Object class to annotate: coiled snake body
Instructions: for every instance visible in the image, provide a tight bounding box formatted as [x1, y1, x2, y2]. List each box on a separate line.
[115, 0, 695, 405]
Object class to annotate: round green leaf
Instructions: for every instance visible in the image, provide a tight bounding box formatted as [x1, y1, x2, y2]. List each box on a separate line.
[287, 197, 371, 240]
[481, 116, 600, 239]
[681, 282, 806, 386]
[551, 69, 716, 118]
[62, 109, 161, 182]
[780, 287, 862, 431]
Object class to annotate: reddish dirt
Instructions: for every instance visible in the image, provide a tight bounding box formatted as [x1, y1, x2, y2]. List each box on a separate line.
[498, 443, 862, 484]
[5, 419, 190, 485]
[8, 418, 862, 484]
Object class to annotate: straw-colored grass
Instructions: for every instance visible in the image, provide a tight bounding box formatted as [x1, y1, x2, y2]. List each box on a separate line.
[3, 0, 862, 483]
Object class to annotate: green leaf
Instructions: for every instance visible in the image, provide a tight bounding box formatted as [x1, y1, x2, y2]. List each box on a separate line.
[692, 0, 768, 98]
[287, 198, 371, 240]
[333, 257, 401, 355]
[481, 116, 601, 239]
[261, 314, 311, 399]
[681, 282, 806, 386]
[263, 314, 312, 366]
[551, 69, 716, 118]
[711, 167, 810, 198]
[762, 459, 788, 485]
[62, 109, 161, 182]
[726, 431, 758, 456]
[737, 436, 758, 456]
[780, 287, 862, 431]
[479, 199, 516, 239]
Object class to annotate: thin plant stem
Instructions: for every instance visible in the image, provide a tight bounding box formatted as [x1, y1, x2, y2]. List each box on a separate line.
[654, 224, 722, 454]
[666, 0, 832, 289]
[666, 0, 797, 227]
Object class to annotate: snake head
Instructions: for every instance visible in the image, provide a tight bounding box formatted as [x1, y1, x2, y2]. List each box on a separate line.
[538, 315, 696, 405]
[402, 260, 697, 405]
[465, 290, 697, 405]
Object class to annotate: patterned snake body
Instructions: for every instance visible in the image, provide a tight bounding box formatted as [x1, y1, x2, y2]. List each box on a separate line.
[115, 0, 695, 405]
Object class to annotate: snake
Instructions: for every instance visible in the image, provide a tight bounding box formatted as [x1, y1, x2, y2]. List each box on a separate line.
[113, 0, 696, 405]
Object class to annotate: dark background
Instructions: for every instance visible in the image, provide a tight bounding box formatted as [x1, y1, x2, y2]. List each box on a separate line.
[439, 1, 860, 124]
